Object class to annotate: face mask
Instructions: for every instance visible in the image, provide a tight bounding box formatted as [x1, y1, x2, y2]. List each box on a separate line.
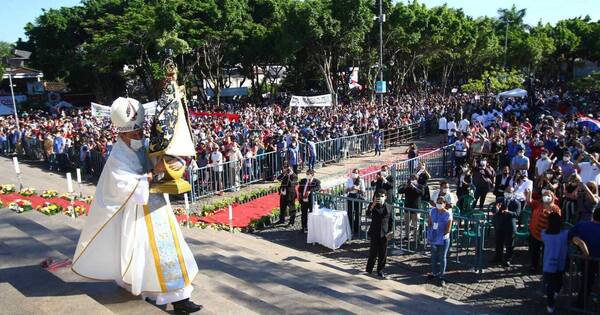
[504, 192, 513, 199]
[381, 171, 388, 177]
[130, 139, 144, 151]
[546, 173, 553, 179]
[436, 203, 444, 210]
[480, 161, 487, 167]
[563, 156, 570, 162]
[377, 197, 386, 204]
[541, 154, 547, 159]
[442, 188, 449, 194]
[542, 196, 552, 203]
[411, 180, 417, 186]
[352, 173, 359, 179]
[518, 152, 524, 157]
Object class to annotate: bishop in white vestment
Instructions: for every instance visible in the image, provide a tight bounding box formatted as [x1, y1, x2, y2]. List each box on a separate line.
[72, 97, 201, 313]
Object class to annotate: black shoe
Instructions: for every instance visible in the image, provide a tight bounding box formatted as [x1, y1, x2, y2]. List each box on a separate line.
[172, 298, 202, 314]
[365, 269, 373, 275]
[503, 261, 511, 267]
[377, 271, 387, 279]
[427, 274, 435, 280]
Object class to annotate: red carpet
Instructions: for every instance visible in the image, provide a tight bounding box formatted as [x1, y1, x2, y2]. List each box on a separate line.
[198, 193, 280, 227]
[0, 193, 90, 212]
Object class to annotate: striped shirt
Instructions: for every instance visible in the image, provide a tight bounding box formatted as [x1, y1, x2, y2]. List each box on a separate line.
[529, 200, 561, 241]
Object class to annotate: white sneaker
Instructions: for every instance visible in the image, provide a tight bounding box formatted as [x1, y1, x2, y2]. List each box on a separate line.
[546, 306, 555, 314]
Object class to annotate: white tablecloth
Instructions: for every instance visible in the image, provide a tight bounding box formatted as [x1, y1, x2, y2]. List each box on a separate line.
[307, 208, 352, 250]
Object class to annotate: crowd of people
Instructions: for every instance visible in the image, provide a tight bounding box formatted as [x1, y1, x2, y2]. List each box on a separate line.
[0, 93, 462, 191]
[3, 87, 599, 313]
[351, 88, 600, 313]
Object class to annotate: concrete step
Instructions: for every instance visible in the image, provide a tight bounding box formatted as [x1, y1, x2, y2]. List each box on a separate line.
[185, 228, 470, 314]
[8, 210, 272, 314]
[0, 211, 166, 315]
[185, 229, 476, 314]
[0, 283, 48, 315]
[0, 221, 115, 315]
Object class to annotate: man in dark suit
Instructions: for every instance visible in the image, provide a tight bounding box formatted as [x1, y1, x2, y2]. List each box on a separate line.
[297, 169, 321, 233]
[365, 189, 394, 279]
[493, 165, 512, 201]
[370, 165, 395, 204]
[472, 157, 496, 210]
[399, 174, 423, 240]
[491, 185, 521, 267]
[277, 165, 298, 225]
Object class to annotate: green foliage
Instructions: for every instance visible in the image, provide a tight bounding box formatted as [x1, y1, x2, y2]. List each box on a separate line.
[569, 72, 600, 93]
[19, 1, 600, 100]
[461, 67, 524, 93]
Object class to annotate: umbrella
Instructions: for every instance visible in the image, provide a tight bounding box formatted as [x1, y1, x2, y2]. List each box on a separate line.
[577, 117, 600, 131]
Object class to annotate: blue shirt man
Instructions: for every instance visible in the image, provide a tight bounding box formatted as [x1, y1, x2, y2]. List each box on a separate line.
[53, 135, 65, 154]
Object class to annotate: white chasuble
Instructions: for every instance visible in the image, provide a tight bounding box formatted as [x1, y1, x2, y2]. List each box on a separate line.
[72, 139, 198, 305]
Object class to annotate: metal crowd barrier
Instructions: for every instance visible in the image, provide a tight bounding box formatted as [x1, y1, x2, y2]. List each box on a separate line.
[327, 144, 455, 203]
[313, 192, 487, 272]
[189, 120, 439, 200]
[189, 150, 281, 201]
[22, 138, 45, 160]
[384, 121, 427, 147]
[565, 254, 600, 314]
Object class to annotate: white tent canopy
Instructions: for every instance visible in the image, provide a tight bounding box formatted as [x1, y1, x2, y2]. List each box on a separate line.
[0, 104, 15, 116]
[497, 88, 528, 98]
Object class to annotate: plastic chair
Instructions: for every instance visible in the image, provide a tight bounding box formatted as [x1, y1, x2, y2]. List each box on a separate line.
[462, 211, 485, 263]
[457, 194, 476, 216]
[514, 212, 531, 247]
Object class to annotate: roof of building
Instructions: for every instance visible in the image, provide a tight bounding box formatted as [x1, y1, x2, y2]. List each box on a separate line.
[2, 66, 44, 79]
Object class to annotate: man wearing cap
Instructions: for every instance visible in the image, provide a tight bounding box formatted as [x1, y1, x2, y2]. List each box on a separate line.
[72, 97, 201, 314]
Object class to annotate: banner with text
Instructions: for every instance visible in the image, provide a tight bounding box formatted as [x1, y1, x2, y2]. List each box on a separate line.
[289, 94, 332, 107]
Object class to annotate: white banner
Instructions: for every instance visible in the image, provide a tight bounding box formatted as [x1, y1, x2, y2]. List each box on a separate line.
[91, 102, 111, 117]
[91, 101, 157, 117]
[289, 94, 332, 107]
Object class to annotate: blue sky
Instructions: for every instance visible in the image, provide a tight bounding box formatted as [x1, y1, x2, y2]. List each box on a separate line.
[1, 0, 599, 43]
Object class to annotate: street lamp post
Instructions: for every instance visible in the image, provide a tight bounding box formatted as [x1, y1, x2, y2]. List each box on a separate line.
[378, 0, 384, 107]
[503, 21, 510, 68]
[7, 70, 20, 130]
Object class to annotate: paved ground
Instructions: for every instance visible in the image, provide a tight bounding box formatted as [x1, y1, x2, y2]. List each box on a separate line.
[0, 158, 97, 196]
[1, 134, 552, 314]
[253, 219, 554, 314]
[0, 208, 477, 314]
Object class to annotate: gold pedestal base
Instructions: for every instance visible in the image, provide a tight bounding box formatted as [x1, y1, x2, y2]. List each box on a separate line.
[150, 178, 191, 194]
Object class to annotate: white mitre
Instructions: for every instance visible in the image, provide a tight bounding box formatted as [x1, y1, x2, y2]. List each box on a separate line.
[110, 97, 145, 132]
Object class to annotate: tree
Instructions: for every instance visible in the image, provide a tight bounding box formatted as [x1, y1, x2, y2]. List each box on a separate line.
[287, 0, 372, 104]
[0, 41, 12, 78]
[461, 67, 524, 93]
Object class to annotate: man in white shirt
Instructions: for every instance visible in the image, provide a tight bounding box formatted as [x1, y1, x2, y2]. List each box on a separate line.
[535, 148, 554, 179]
[576, 151, 600, 185]
[210, 145, 224, 194]
[513, 171, 533, 204]
[438, 116, 447, 134]
[429, 180, 456, 209]
[446, 119, 457, 144]
[458, 117, 470, 133]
